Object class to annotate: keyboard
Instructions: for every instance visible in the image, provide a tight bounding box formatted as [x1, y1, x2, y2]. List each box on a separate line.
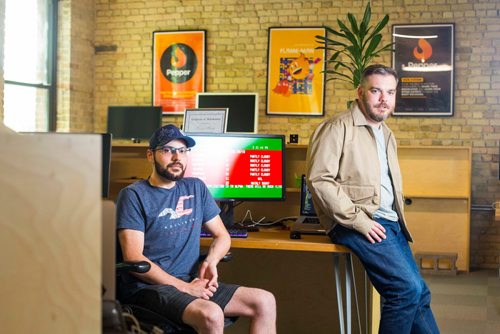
[201, 226, 248, 238]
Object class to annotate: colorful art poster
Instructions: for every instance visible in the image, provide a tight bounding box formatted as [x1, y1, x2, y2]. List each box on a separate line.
[392, 24, 454, 116]
[266, 27, 326, 116]
[153, 30, 205, 114]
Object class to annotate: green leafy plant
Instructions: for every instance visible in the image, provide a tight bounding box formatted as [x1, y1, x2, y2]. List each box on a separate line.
[316, 3, 393, 89]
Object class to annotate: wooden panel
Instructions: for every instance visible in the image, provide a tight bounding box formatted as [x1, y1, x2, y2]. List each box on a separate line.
[404, 198, 470, 271]
[102, 200, 116, 300]
[0, 130, 101, 333]
[110, 143, 149, 199]
[285, 144, 307, 191]
[495, 201, 500, 222]
[399, 146, 471, 198]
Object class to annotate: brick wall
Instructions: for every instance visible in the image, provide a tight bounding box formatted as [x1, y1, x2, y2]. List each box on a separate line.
[90, 0, 500, 268]
[57, 0, 95, 132]
[0, 0, 497, 267]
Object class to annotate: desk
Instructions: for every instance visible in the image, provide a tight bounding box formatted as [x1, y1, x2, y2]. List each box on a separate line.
[495, 201, 500, 222]
[201, 230, 364, 334]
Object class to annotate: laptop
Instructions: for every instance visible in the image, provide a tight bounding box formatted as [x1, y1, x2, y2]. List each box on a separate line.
[291, 175, 326, 235]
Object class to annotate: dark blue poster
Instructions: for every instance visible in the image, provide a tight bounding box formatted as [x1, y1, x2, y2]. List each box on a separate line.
[392, 24, 454, 116]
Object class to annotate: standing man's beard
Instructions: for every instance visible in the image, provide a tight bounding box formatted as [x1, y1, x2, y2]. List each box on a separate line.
[154, 158, 185, 181]
[360, 95, 393, 123]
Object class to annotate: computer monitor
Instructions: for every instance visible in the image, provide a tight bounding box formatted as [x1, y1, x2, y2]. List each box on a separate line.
[107, 106, 162, 142]
[184, 133, 286, 225]
[195, 93, 259, 133]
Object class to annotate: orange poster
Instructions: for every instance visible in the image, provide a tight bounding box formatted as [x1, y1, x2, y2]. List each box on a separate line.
[153, 30, 205, 114]
[266, 27, 326, 116]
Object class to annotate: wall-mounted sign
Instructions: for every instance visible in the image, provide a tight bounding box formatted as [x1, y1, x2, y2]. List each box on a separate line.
[266, 27, 326, 116]
[392, 24, 454, 117]
[153, 30, 206, 114]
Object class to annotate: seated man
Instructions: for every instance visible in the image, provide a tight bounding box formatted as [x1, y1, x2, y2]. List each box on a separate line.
[116, 124, 276, 334]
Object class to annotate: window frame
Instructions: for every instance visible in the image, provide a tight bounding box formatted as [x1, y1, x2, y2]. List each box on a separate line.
[3, 0, 58, 131]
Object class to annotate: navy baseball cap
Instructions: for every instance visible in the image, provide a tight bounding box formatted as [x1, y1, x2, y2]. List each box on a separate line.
[149, 124, 196, 149]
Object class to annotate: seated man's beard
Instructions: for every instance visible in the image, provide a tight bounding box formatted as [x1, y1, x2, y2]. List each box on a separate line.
[154, 160, 185, 181]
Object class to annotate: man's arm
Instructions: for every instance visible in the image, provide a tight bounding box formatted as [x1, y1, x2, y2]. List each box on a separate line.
[118, 229, 215, 299]
[198, 215, 231, 287]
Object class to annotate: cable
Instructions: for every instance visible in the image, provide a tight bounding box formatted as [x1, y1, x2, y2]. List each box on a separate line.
[238, 209, 266, 227]
[237, 214, 298, 227]
[122, 312, 146, 334]
[258, 216, 298, 226]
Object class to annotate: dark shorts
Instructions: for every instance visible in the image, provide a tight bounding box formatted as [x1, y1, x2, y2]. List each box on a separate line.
[123, 282, 239, 325]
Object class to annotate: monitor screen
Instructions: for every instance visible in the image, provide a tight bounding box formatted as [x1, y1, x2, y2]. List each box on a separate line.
[184, 133, 286, 201]
[300, 174, 317, 216]
[107, 106, 162, 141]
[196, 93, 258, 133]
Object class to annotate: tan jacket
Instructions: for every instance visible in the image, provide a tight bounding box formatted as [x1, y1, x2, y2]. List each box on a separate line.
[306, 101, 413, 242]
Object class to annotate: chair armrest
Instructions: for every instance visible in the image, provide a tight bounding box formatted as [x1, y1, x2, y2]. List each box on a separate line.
[116, 261, 151, 274]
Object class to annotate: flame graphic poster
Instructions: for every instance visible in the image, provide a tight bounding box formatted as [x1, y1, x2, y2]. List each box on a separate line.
[153, 30, 205, 114]
[392, 24, 454, 116]
[266, 27, 326, 116]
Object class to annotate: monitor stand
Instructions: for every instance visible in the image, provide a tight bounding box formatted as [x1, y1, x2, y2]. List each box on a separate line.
[219, 201, 236, 227]
[216, 201, 249, 238]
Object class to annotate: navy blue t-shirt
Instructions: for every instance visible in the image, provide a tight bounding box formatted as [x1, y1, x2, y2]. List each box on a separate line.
[116, 177, 220, 299]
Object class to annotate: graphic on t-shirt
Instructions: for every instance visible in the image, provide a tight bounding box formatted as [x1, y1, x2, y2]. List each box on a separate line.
[158, 195, 194, 219]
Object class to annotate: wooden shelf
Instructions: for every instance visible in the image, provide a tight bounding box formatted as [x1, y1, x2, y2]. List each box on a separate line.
[109, 142, 472, 271]
[398, 146, 471, 271]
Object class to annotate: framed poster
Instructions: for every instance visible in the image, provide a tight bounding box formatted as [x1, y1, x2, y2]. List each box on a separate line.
[183, 108, 228, 133]
[152, 30, 206, 114]
[392, 24, 454, 116]
[266, 27, 326, 116]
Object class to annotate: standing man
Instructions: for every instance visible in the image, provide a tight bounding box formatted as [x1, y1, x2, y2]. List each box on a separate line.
[116, 124, 276, 334]
[307, 64, 439, 333]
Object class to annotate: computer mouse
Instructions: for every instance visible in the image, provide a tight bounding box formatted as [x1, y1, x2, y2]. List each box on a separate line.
[289, 231, 302, 239]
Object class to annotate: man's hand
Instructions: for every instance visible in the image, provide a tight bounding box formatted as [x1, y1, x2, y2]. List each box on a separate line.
[364, 221, 387, 244]
[183, 278, 216, 300]
[198, 259, 219, 289]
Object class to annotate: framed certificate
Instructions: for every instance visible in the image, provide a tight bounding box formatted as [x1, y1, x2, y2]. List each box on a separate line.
[183, 108, 228, 133]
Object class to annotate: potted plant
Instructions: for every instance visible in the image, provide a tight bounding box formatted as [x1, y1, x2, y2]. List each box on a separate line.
[316, 2, 393, 90]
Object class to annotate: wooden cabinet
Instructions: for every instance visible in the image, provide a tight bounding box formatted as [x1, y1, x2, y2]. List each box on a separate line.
[110, 143, 472, 270]
[398, 146, 471, 271]
[238, 145, 472, 271]
[109, 142, 150, 200]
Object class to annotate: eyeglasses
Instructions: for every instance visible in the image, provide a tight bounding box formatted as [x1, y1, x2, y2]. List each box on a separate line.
[154, 146, 191, 155]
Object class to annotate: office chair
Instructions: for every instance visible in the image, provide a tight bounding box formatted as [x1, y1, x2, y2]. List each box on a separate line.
[101, 200, 236, 333]
[113, 254, 237, 334]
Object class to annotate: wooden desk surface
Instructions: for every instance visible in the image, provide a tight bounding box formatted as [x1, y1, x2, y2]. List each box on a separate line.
[200, 229, 350, 253]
